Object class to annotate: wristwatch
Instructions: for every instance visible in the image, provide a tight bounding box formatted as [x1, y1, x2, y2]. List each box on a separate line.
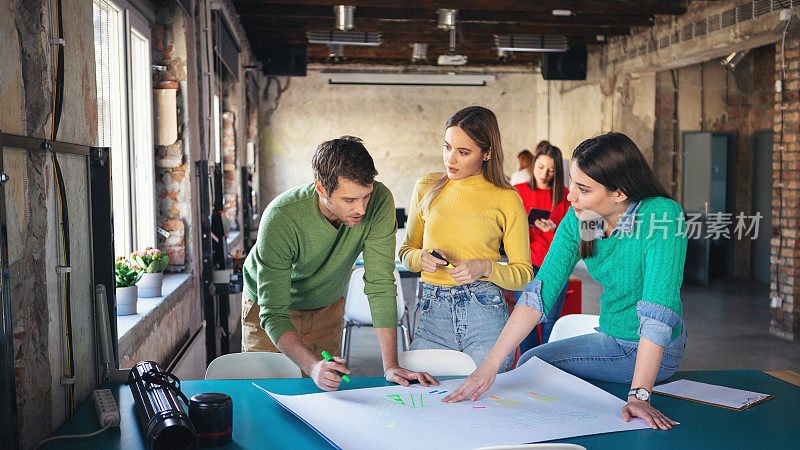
[627, 387, 651, 402]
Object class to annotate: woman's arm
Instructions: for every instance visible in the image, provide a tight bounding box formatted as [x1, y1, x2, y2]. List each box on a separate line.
[622, 337, 677, 430]
[442, 305, 543, 403]
[482, 193, 534, 290]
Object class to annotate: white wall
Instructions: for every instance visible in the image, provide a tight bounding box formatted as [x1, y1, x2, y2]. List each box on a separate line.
[259, 57, 656, 210]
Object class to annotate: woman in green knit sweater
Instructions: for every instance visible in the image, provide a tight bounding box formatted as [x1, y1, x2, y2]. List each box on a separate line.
[444, 133, 688, 431]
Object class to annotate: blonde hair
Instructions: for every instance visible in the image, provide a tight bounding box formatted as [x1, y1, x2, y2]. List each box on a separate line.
[420, 106, 512, 212]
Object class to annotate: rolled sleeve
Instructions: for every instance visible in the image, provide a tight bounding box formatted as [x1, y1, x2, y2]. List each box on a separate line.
[636, 300, 682, 348]
[517, 279, 546, 326]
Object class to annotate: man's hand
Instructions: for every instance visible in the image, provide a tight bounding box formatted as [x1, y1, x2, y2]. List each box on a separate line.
[309, 356, 350, 392]
[421, 248, 449, 273]
[384, 364, 439, 387]
[446, 259, 491, 284]
[622, 398, 677, 430]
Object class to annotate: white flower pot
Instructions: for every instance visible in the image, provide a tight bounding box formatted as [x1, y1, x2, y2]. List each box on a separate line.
[138, 272, 164, 298]
[116, 285, 138, 315]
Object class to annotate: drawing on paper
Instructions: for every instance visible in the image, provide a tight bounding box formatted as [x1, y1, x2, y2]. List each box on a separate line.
[260, 357, 652, 450]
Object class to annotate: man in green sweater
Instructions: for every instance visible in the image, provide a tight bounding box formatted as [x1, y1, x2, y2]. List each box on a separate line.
[242, 136, 437, 391]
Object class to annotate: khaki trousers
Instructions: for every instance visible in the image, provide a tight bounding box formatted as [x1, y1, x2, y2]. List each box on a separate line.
[241, 293, 345, 358]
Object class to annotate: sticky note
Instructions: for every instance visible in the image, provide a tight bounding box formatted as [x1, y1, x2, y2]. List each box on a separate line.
[531, 395, 559, 403]
[492, 399, 525, 407]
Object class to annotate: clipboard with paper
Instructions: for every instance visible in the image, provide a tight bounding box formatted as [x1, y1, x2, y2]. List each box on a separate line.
[653, 379, 774, 411]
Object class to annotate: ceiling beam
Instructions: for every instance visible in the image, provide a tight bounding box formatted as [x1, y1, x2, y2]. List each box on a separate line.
[239, 17, 633, 36]
[233, 4, 655, 25]
[232, 0, 686, 15]
[247, 30, 603, 46]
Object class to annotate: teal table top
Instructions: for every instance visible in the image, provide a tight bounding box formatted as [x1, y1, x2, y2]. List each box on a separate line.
[45, 370, 800, 449]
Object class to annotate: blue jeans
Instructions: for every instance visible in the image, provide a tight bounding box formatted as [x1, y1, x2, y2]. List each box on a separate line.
[411, 280, 514, 373]
[517, 326, 687, 383]
[514, 266, 568, 353]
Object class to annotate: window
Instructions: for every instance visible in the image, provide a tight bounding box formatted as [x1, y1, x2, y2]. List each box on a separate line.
[213, 94, 222, 163]
[93, 0, 156, 258]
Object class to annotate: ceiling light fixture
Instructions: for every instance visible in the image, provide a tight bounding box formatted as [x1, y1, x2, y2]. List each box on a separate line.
[411, 43, 428, 62]
[328, 44, 345, 62]
[436, 9, 467, 65]
[721, 50, 747, 70]
[498, 48, 512, 63]
[437, 9, 457, 30]
[495, 35, 569, 52]
[334, 5, 355, 31]
[552, 9, 573, 16]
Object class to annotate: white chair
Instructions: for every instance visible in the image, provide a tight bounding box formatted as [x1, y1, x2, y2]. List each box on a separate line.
[342, 268, 411, 363]
[473, 444, 586, 450]
[548, 314, 601, 342]
[398, 349, 477, 377]
[205, 352, 301, 380]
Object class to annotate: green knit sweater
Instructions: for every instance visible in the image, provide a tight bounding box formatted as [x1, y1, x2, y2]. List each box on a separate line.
[535, 197, 687, 342]
[242, 181, 398, 344]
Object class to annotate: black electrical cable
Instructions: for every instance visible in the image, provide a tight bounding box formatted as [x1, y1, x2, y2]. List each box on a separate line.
[52, 154, 73, 414]
[51, 0, 64, 139]
[50, 0, 74, 414]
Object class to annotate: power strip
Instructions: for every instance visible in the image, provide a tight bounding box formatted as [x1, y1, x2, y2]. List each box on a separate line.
[92, 389, 120, 427]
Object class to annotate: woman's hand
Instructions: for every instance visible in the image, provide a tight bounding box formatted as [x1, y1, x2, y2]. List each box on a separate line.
[421, 249, 449, 273]
[446, 259, 491, 284]
[622, 398, 677, 430]
[534, 218, 557, 232]
[441, 362, 499, 403]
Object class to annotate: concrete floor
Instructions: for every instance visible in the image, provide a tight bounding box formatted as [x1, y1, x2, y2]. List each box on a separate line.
[346, 262, 800, 377]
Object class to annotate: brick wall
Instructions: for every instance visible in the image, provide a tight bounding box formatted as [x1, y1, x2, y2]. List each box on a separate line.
[771, 36, 800, 340]
[153, 6, 191, 270]
[222, 110, 239, 229]
[653, 71, 677, 198]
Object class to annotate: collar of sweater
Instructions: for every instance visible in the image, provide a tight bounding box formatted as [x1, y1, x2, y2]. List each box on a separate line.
[446, 173, 492, 190]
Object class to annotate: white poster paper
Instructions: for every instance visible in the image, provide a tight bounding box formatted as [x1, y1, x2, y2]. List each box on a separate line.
[255, 357, 650, 449]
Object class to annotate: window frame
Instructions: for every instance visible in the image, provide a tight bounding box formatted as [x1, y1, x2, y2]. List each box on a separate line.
[93, 0, 156, 258]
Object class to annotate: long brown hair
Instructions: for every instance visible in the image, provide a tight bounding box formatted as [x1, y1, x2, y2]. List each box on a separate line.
[573, 133, 671, 259]
[420, 106, 511, 212]
[528, 144, 565, 211]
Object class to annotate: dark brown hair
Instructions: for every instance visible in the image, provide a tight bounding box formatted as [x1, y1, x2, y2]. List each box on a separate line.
[420, 106, 512, 211]
[311, 136, 378, 195]
[535, 140, 551, 153]
[573, 133, 671, 259]
[528, 144, 565, 211]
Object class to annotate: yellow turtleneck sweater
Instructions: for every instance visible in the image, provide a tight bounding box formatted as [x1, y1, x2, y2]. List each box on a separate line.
[399, 173, 533, 290]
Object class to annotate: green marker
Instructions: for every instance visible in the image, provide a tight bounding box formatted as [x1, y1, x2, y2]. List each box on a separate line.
[428, 249, 455, 269]
[321, 351, 351, 383]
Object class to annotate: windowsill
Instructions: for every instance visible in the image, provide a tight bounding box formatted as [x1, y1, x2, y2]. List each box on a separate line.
[117, 273, 192, 340]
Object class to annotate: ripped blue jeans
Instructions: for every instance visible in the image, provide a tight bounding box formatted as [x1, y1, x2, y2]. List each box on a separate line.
[411, 280, 514, 373]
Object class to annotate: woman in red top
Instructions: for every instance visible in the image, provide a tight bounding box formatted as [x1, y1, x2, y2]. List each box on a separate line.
[513, 144, 570, 353]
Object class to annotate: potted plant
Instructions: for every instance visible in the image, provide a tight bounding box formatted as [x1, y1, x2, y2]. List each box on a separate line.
[131, 247, 169, 297]
[115, 257, 141, 315]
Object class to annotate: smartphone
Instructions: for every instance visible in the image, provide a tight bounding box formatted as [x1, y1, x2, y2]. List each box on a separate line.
[528, 208, 552, 225]
[428, 249, 455, 269]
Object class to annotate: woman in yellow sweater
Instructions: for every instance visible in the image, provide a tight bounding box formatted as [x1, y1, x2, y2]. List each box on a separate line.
[399, 106, 534, 372]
